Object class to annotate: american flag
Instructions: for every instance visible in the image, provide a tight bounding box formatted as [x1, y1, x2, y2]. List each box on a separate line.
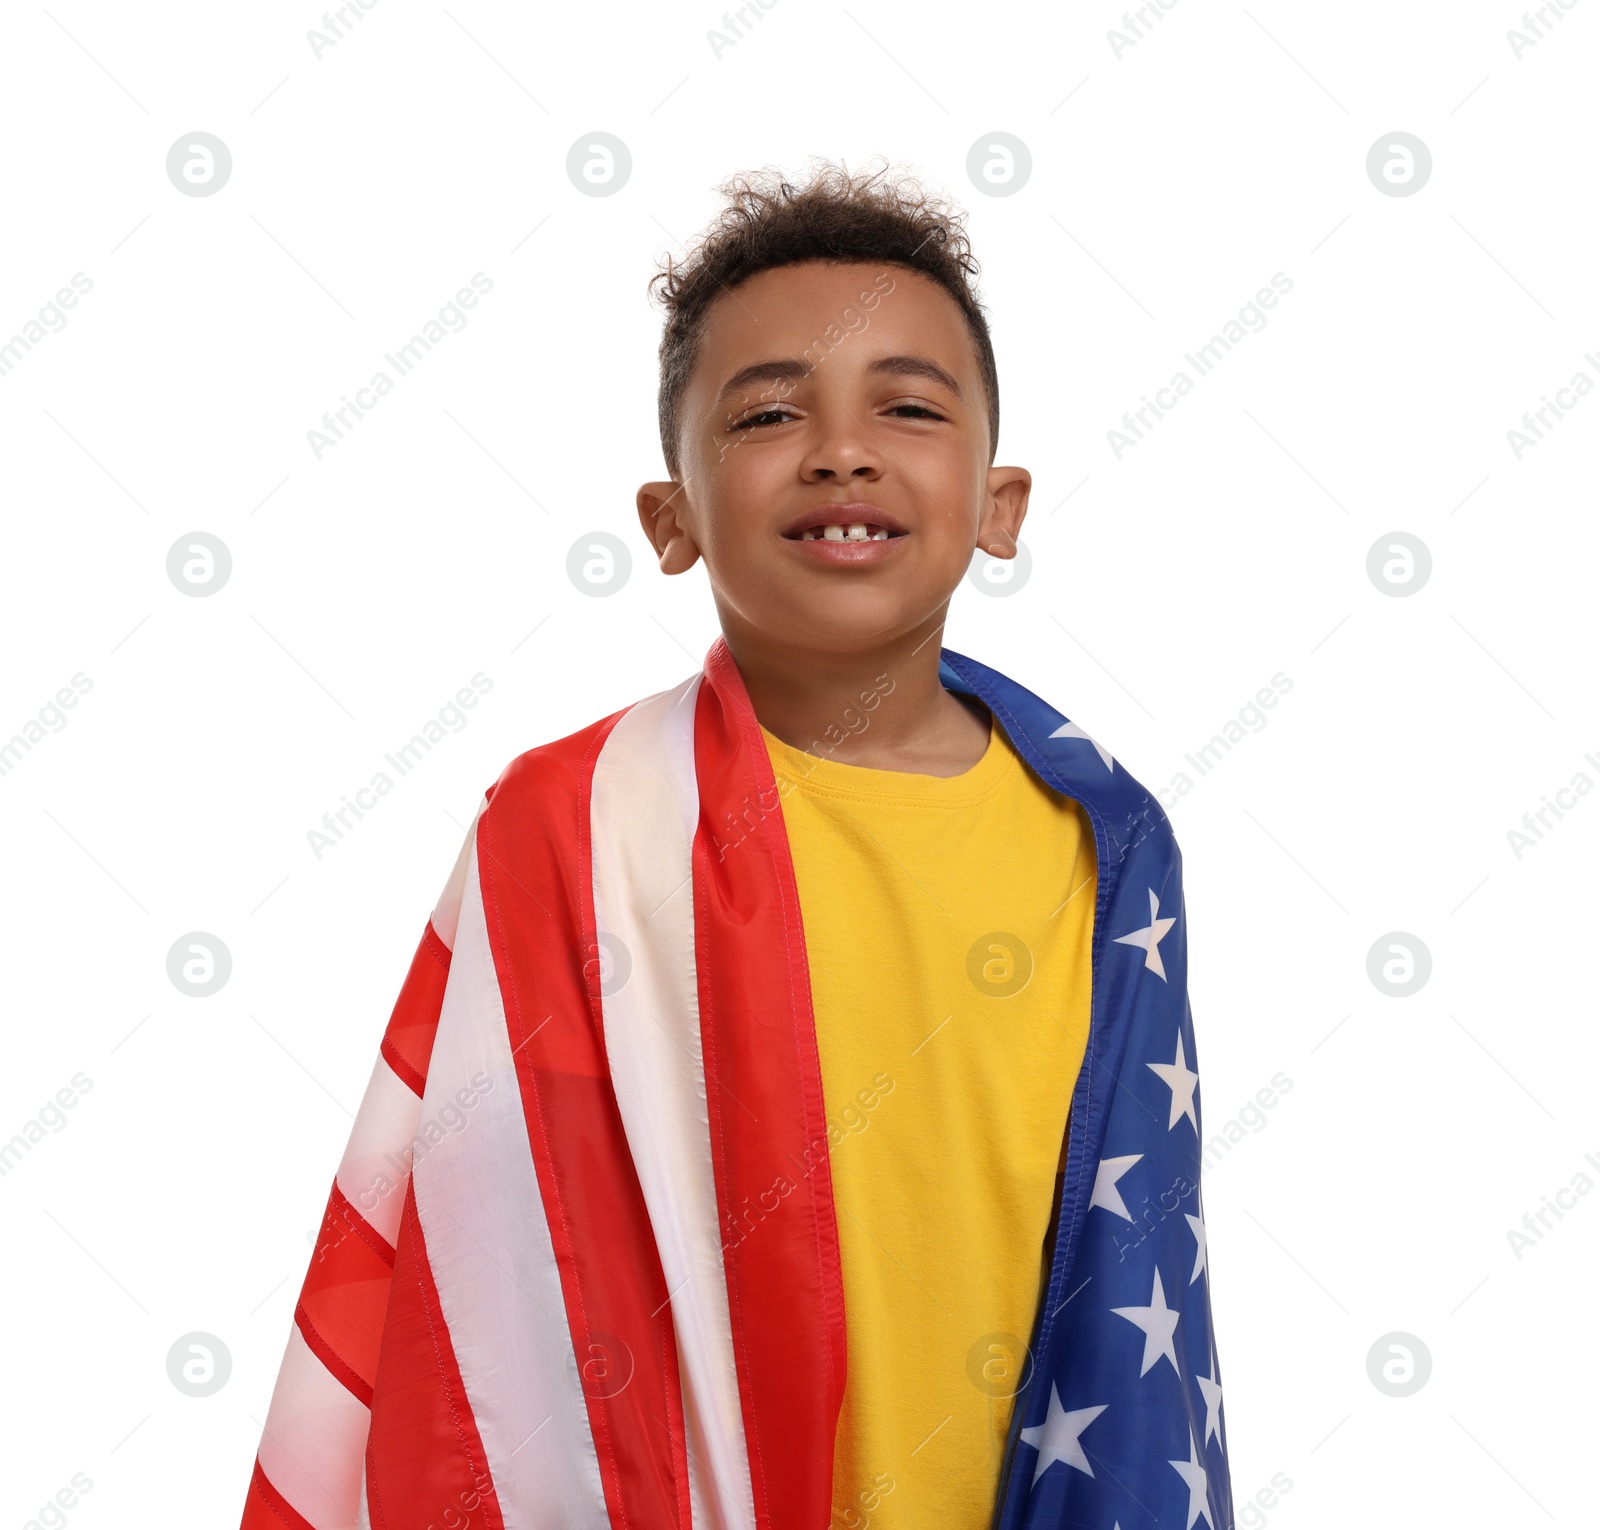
[961, 651, 1233, 1530]
[240, 636, 1232, 1530]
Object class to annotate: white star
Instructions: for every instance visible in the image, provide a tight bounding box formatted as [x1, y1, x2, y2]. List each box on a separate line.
[1169, 1430, 1213, 1529]
[1195, 1358, 1224, 1449]
[1111, 1267, 1181, 1378]
[1089, 1154, 1143, 1219]
[1018, 1384, 1107, 1484]
[1049, 720, 1114, 772]
[1113, 888, 1177, 979]
[1185, 1211, 1208, 1284]
[1148, 1033, 1199, 1133]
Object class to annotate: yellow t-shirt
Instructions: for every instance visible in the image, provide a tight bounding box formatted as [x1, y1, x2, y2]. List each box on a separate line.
[761, 710, 1096, 1530]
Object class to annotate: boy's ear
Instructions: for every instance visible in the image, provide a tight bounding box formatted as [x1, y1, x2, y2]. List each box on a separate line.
[636, 481, 703, 575]
[976, 466, 1032, 559]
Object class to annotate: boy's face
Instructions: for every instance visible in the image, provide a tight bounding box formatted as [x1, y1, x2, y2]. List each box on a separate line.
[637, 260, 1029, 659]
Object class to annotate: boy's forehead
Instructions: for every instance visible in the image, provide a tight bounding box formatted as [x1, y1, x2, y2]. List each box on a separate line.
[693, 260, 976, 393]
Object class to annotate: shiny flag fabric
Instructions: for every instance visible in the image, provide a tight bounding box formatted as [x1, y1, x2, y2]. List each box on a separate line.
[240, 636, 1233, 1530]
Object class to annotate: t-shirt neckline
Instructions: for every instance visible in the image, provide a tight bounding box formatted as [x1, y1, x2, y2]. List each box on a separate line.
[760, 709, 1016, 807]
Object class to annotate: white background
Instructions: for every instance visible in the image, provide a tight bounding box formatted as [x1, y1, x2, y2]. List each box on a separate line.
[2, 1, 1596, 1525]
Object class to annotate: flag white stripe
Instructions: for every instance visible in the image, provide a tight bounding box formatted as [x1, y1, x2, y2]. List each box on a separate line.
[430, 805, 481, 952]
[590, 676, 757, 1530]
[334, 1055, 422, 1249]
[331, 802, 486, 1252]
[257, 1324, 369, 1530]
[411, 837, 609, 1529]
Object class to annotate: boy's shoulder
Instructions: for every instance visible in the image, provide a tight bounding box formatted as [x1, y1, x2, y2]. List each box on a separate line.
[479, 673, 698, 824]
[480, 702, 631, 820]
[938, 648, 1176, 864]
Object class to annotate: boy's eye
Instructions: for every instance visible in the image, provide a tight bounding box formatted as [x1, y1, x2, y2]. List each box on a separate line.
[884, 401, 942, 419]
[732, 408, 794, 430]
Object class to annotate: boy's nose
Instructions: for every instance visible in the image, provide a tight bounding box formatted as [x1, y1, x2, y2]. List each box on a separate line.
[798, 416, 885, 481]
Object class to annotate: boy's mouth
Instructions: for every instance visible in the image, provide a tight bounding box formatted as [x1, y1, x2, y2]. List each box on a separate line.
[780, 503, 910, 543]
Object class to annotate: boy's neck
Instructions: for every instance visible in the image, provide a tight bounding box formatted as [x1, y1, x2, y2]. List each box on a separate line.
[721, 617, 992, 778]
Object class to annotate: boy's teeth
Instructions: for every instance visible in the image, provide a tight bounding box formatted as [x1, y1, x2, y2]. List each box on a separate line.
[801, 522, 893, 542]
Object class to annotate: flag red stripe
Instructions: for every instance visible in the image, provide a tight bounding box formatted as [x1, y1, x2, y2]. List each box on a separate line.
[294, 1301, 374, 1409]
[422, 919, 452, 967]
[477, 715, 691, 1528]
[291, 1183, 396, 1408]
[379, 920, 453, 1097]
[379, 1035, 425, 1098]
[240, 1460, 319, 1530]
[366, 1190, 505, 1530]
[324, 1182, 395, 1268]
[692, 638, 847, 1528]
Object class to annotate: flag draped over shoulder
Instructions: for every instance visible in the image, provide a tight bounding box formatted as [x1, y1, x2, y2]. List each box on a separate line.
[241, 636, 1232, 1530]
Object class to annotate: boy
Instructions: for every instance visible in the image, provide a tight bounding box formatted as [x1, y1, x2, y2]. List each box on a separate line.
[241, 162, 1231, 1530]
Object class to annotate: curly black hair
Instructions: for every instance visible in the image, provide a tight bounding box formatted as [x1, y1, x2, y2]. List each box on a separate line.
[648, 158, 999, 478]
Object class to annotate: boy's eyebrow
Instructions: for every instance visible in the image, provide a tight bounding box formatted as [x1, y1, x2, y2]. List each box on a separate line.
[868, 354, 964, 398]
[715, 353, 964, 404]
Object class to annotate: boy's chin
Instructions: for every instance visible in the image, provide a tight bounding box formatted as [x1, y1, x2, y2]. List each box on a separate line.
[770, 601, 950, 659]
[711, 563, 961, 659]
